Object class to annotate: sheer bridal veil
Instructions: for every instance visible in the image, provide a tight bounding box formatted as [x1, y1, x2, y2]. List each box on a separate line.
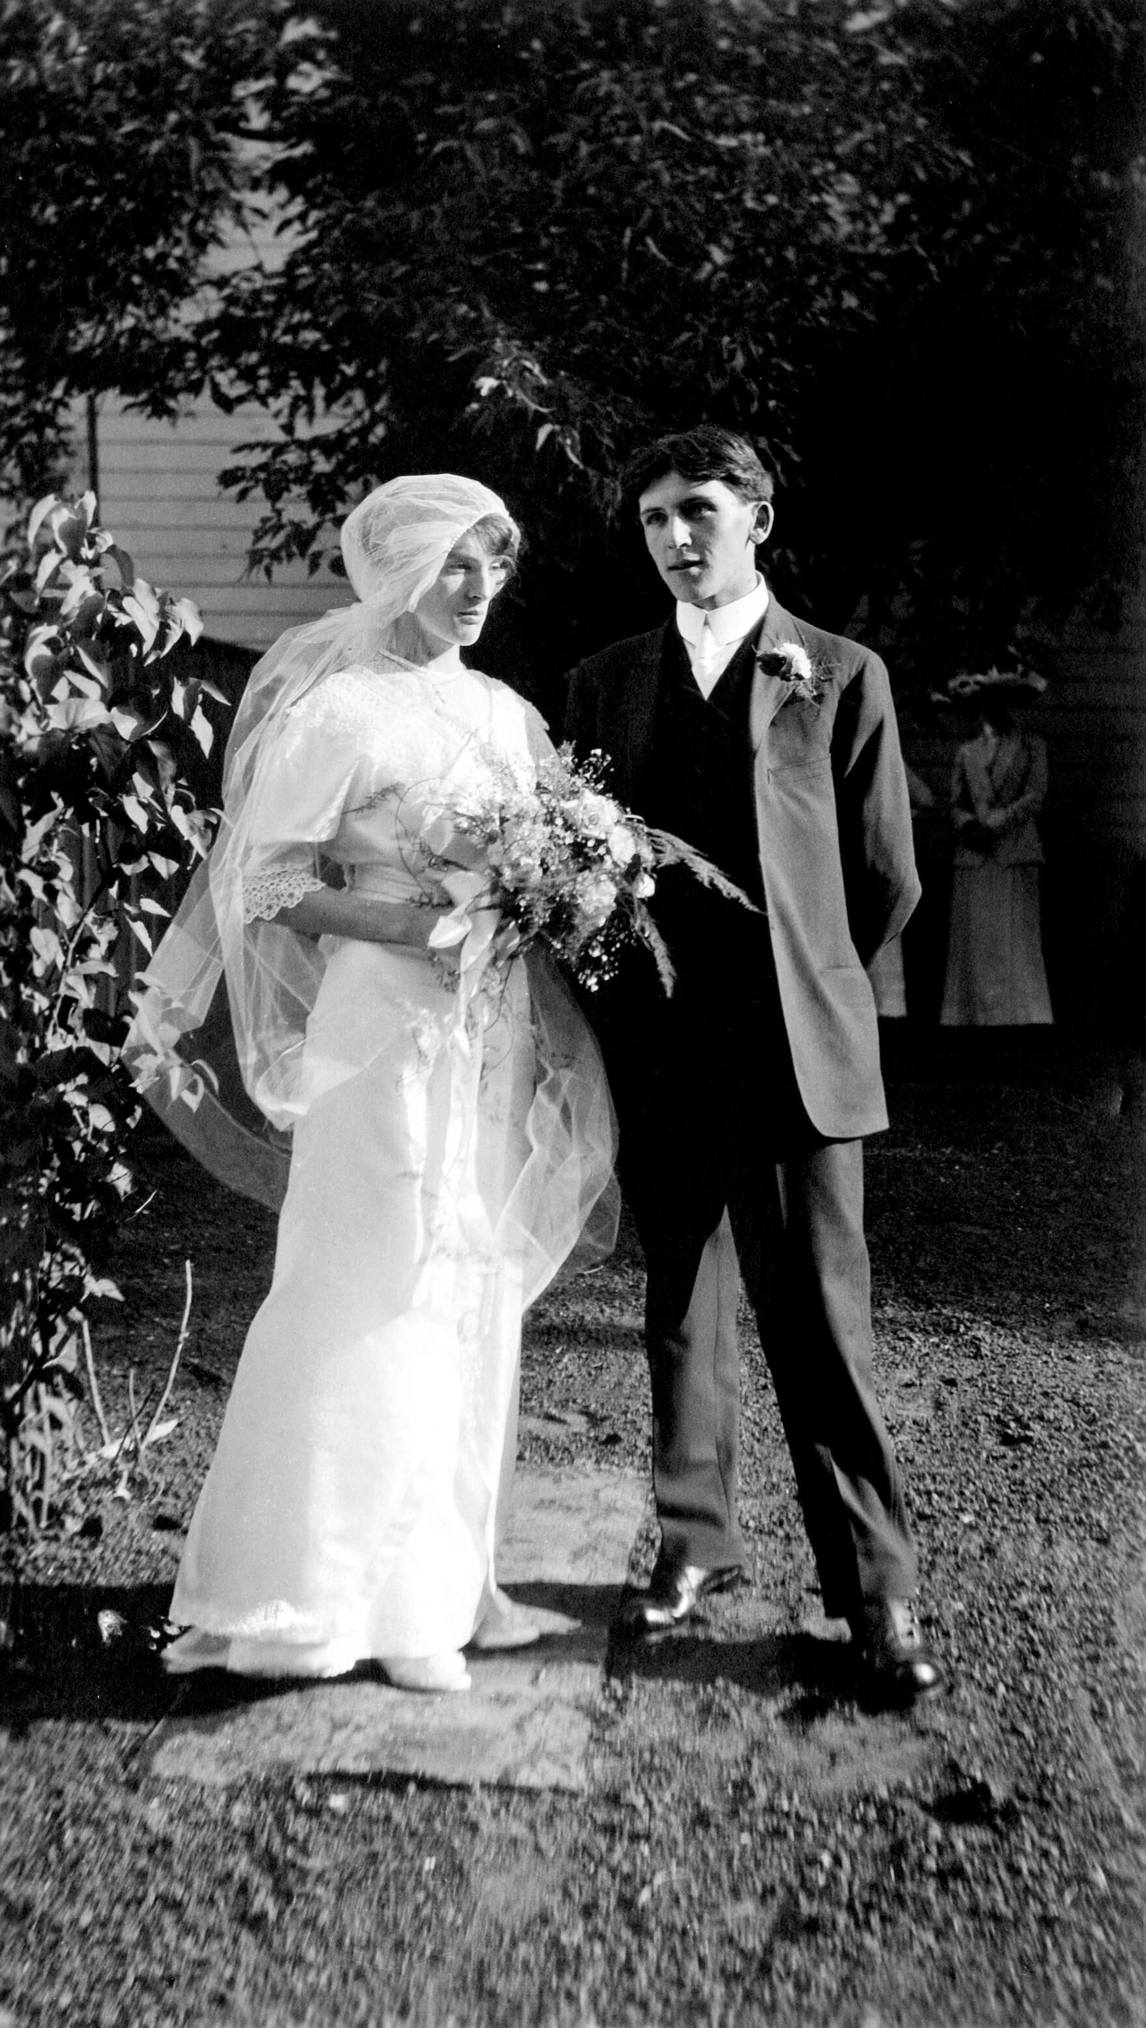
[123, 475, 525, 1208]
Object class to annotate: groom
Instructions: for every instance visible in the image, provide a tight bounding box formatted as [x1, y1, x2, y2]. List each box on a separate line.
[563, 425, 943, 1704]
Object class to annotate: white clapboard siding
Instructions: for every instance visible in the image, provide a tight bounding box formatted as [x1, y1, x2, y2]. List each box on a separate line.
[70, 393, 351, 651]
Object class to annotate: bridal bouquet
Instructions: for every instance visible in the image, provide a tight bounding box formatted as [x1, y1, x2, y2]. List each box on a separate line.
[419, 744, 751, 993]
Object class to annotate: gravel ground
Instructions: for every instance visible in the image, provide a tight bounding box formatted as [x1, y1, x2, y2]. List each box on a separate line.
[2, 1028, 1144, 2028]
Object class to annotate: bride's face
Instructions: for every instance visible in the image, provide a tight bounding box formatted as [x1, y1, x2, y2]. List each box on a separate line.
[412, 532, 513, 655]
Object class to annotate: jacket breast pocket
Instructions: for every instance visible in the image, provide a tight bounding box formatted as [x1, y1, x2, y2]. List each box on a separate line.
[763, 755, 834, 826]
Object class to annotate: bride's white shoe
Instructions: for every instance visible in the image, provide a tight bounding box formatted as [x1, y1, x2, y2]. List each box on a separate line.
[162, 1627, 355, 1680]
[468, 1593, 542, 1651]
[164, 1632, 474, 1690]
[161, 1629, 231, 1675]
[381, 1651, 472, 1693]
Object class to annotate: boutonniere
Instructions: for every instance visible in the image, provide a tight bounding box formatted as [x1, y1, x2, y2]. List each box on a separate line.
[756, 639, 826, 707]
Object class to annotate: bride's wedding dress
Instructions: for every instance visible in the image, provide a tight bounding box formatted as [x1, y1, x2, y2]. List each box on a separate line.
[163, 659, 613, 1680]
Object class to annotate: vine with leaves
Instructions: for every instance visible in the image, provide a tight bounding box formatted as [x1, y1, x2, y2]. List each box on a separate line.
[0, 493, 221, 1542]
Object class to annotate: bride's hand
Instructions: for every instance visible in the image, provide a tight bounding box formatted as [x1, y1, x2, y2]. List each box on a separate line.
[388, 897, 455, 952]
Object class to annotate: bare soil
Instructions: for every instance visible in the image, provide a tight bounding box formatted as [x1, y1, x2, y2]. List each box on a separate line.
[2, 1028, 1145, 2028]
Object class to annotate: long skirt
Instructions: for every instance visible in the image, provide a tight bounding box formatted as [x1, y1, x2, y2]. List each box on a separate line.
[940, 862, 1053, 1027]
[167, 938, 613, 1675]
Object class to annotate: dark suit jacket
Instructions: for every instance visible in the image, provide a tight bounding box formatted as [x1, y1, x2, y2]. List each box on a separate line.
[563, 597, 920, 1141]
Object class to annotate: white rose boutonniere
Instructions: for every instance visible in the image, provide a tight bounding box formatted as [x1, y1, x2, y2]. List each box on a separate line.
[757, 639, 826, 707]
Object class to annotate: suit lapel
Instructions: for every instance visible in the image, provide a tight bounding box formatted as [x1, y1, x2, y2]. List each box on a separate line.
[608, 625, 670, 798]
[749, 597, 813, 748]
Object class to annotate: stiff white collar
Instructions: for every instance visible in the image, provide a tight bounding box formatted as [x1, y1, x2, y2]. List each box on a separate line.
[674, 575, 769, 650]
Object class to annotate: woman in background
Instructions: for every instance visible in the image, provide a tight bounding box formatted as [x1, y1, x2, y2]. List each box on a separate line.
[940, 673, 1053, 1028]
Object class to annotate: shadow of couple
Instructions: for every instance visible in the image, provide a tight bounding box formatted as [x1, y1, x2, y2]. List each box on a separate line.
[2, 1577, 865, 1731]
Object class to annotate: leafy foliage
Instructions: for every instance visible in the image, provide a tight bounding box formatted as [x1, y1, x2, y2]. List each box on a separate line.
[0, 494, 212, 1536]
[0, 0, 292, 500]
[0, 0, 1143, 696]
[201, 0, 1146, 688]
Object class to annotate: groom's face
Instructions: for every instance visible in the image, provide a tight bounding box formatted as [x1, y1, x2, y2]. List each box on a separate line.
[636, 471, 771, 610]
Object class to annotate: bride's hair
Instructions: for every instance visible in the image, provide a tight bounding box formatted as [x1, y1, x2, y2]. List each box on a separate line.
[470, 512, 521, 571]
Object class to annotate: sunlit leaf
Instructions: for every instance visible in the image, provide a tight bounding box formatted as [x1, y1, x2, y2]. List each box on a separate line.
[24, 628, 58, 681]
[44, 698, 113, 732]
[58, 570, 103, 623]
[122, 591, 160, 654]
[34, 546, 62, 594]
[170, 595, 204, 645]
[28, 495, 59, 547]
[110, 704, 147, 740]
[30, 925, 64, 969]
[75, 643, 109, 684]
[190, 705, 214, 755]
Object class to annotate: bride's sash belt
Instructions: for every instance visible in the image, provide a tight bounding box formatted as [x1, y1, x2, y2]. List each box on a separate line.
[345, 864, 427, 903]
[345, 860, 508, 1048]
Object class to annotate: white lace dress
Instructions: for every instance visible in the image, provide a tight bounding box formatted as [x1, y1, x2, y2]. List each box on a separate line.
[167, 662, 614, 1674]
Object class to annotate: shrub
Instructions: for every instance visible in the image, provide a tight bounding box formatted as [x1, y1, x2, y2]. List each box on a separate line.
[0, 492, 217, 1539]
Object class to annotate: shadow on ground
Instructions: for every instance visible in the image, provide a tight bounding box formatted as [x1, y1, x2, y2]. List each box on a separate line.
[1, 1580, 173, 1726]
[606, 1624, 862, 1714]
[1, 1574, 633, 1723]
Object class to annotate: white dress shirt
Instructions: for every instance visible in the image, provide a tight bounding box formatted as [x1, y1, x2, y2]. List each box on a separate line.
[675, 577, 770, 699]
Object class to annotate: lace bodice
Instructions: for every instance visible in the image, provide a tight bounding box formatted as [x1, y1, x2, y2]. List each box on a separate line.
[240, 663, 546, 923]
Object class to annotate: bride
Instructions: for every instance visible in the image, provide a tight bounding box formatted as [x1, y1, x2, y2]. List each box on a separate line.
[128, 475, 616, 1692]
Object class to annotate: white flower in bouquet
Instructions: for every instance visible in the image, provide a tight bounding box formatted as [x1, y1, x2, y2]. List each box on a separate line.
[574, 869, 619, 929]
[606, 822, 637, 866]
[576, 791, 619, 839]
[502, 840, 546, 889]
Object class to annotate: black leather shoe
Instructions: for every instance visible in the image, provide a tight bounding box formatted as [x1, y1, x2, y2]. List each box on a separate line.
[613, 1548, 747, 1641]
[850, 1597, 945, 1705]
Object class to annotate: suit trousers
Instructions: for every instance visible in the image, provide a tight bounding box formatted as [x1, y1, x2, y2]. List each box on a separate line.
[611, 988, 918, 1619]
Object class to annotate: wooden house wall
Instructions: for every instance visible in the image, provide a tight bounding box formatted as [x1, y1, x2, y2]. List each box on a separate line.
[71, 392, 350, 652]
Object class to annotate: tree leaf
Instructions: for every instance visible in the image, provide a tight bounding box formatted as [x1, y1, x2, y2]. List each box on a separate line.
[119, 794, 150, 829]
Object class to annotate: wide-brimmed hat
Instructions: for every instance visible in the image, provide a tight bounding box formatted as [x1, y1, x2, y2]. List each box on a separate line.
[938, 665, 1049, 704]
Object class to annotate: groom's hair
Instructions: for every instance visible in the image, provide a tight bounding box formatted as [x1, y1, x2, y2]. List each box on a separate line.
[621, 425, 778, 507]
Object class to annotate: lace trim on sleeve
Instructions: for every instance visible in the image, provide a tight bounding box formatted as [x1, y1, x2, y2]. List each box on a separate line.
[242, 868, 327, 925]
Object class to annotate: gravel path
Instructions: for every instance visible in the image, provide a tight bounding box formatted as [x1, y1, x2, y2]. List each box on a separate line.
[2, 1032, 1144, 2027]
